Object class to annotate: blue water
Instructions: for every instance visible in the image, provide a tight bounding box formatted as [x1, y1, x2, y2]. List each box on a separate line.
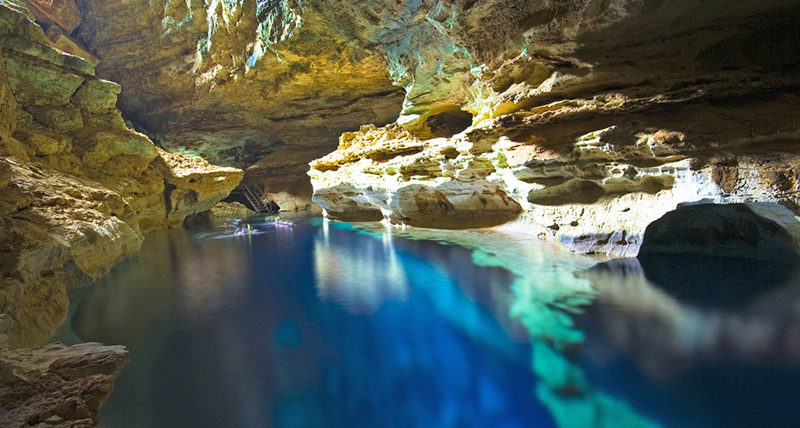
[65, 219, 551, 428]
[61, 218, 800, 428]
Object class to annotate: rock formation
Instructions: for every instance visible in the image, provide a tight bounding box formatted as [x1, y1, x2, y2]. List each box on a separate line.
[0, 0, 798, 424]
[1, 3, 242, 422]
[64, 2, 800, 241]
[0, 1, 241, 352]
[304, 0, 800, 255]
[0, 342, 128, 427]
[638, 203, 800, 263]
[73, 0, 405, 176]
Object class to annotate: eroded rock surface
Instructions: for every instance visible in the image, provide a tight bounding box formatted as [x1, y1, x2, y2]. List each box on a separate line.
[65, 1, 800, 231]
[639, 203, 800, 263]
[0, 3, 242, 348]
[74, 0, 405, 171]
[0, 342, 128, 427]
[309, 124, 522, 227]
[305, 0, 800, 255]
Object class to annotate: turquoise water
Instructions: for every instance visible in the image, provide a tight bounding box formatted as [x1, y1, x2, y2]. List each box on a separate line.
[61, 218, 800, 428]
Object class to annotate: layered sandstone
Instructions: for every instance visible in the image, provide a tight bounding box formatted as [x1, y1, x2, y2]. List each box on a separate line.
[0, 3, 242, 349]
[307, 0, 800, 255]
[0, 342, 128, 427]
[71, 1, 800, 228]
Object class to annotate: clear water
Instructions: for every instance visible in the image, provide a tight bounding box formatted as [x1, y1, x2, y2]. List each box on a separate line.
[60, 218, 800, 428]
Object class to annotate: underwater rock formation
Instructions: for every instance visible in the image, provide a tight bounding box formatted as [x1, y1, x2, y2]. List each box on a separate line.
[0, 3, 242, 348]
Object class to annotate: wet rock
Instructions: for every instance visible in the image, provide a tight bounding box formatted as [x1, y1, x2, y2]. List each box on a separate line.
[638, 203, 800, 263]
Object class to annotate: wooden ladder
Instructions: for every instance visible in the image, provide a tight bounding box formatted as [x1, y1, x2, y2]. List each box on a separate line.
[240, 182, 269, 213]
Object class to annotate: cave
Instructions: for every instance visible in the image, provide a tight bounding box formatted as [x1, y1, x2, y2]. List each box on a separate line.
[2, 1, 800, 427]
[424, 108, 473, 138]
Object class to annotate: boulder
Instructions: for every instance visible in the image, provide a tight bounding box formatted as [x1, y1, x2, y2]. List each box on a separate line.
[638, 203, 800, 263]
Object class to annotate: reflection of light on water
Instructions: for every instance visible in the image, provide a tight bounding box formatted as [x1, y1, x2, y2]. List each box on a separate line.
[349, 223, 659, 428]
[177, 236, 249, 320]
[579, 259, 800, 380]
[312, 224, 408, 315]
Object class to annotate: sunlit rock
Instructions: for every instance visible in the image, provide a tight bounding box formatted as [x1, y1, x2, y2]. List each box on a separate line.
[0, 3, 242, 348]
[311, 82, 800, 254]
[309, 124, 522, 228]
[74, 0, 405, 172]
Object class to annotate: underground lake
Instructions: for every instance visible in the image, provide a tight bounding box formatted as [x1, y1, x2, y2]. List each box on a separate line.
[54, 217, 800, 428]
[4, 1, 800, 426]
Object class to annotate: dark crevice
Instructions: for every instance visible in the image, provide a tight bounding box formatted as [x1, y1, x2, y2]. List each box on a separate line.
[163, 179, 177, 217]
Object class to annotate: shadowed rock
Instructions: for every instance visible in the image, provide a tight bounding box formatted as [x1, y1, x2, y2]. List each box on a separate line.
[0, 343, 129, 427]
[638, 203, 800, 263]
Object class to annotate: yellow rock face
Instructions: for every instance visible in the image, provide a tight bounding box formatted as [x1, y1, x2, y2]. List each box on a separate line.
[74, 0, 405, 170]
[309, 124, 523, 228]
[310, 90, 800, 256]
[0, 4, 242, 347]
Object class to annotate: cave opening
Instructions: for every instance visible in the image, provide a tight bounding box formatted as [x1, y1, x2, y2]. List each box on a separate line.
[424, 109, 474, 138]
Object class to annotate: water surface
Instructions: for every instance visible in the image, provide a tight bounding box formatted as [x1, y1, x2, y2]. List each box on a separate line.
[61, 218, 800, 428]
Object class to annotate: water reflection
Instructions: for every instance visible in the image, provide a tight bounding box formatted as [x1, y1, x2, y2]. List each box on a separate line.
[354, 223, 659, 428]
[575, 257, 800, 427]
[64, 220, 551, 428]
[313, 220, 409, 315]
[58, 218, 800, 428]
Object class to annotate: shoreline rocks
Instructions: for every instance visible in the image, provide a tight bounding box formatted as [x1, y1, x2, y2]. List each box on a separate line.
[0, 2, 242, 348]
[0, 342, 129, 427]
